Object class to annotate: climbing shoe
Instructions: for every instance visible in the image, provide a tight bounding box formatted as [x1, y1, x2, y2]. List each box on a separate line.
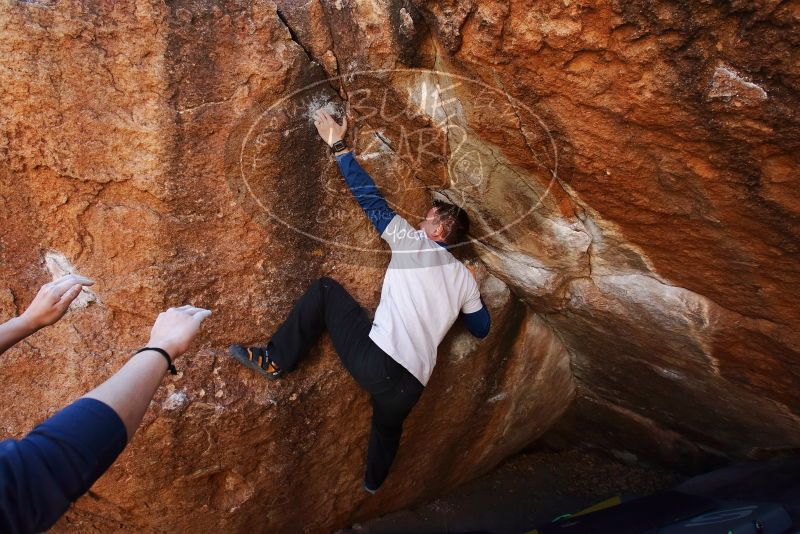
[228, 344, 284, 380]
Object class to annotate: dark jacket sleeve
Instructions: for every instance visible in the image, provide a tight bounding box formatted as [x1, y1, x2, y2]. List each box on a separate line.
[461, 302, 491, 339]
[336, 151, 396, 234]
[0, 397, 128, 534]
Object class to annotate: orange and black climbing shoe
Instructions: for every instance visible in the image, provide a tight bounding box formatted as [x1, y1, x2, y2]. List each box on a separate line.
[228, 345, 284, 380]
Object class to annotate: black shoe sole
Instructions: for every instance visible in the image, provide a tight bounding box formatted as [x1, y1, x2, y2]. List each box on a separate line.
[228, 344, 284, 380]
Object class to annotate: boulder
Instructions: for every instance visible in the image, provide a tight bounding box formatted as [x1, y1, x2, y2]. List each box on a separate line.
[0, 0, 797, 532]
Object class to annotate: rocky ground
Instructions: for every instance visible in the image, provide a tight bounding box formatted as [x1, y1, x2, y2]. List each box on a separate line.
[341, 448, 682, 534]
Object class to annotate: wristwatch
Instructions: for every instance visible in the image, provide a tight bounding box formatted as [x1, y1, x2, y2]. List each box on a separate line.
[331, 140, 347, 153]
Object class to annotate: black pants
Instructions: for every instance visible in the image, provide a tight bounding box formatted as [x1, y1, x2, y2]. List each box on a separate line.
[268, 277, 424, 490]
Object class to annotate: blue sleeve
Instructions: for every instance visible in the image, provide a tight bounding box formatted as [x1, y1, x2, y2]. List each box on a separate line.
[0, 397, 128, 534]
[462, 302, 491, 339]
[336, 151, 396, 234]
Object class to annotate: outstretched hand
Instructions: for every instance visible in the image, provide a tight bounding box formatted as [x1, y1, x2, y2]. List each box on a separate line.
[147, 305, 212, 359]
[83, 305, 213, 445]
[313, 109, 347, 147]
[20, 274, 95, 331]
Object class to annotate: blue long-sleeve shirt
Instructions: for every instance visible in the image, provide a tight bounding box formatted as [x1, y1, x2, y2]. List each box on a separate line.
[336, 151, 491, 338]
[336, 151, 396, 234]
[0, 397, 127, 533]
[462, 299, 491, 338]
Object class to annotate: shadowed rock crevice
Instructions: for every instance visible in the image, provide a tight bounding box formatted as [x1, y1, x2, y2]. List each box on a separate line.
[275, 7, 316, 64]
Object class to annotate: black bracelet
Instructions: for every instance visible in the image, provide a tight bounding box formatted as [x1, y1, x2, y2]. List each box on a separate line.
[136, 347, 177, 375]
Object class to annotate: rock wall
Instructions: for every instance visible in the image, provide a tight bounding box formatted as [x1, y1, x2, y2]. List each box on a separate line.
[0, 0, 797, 532]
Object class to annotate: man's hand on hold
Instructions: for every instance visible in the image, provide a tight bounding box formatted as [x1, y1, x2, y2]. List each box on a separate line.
[313, 109, 347, 147]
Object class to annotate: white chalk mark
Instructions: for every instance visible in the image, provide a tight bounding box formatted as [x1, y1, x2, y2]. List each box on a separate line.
[708, 65, 768, 103]
[163, 391, 188, 411]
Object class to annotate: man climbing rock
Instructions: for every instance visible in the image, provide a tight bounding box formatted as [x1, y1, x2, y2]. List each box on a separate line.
[229, 109, 491, 493]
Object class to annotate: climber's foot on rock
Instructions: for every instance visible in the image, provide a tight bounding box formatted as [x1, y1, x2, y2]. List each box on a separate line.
[228, 344, 284, 380]
[363, 481, 378, 495]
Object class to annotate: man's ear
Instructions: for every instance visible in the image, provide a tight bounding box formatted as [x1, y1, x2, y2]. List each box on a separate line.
[434, 222, 447, 242]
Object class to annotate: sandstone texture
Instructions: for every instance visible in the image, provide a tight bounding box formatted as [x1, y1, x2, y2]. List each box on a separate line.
[0, 0, 798, 532]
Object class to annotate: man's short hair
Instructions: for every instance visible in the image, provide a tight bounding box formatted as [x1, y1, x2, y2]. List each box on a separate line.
[432, 200, 470, 245]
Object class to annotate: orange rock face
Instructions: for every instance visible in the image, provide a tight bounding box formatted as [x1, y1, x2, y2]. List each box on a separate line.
[0, 0, 797, 532]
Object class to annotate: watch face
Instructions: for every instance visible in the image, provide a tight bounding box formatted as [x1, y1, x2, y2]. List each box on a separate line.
[332, 140, 346, 152]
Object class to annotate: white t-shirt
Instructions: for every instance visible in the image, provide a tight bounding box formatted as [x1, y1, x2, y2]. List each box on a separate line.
[368, 215, 483, 386]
